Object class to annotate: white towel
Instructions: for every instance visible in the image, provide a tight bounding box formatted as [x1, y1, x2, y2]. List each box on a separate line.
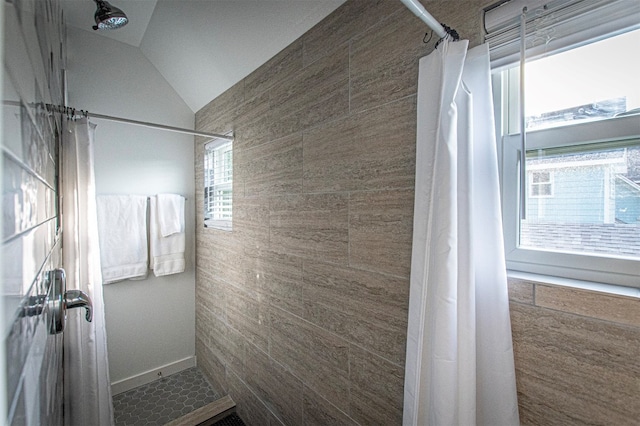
[157, 193, 185, 237]
[150, 196, 185, 276]
[96, 195, 148, 284]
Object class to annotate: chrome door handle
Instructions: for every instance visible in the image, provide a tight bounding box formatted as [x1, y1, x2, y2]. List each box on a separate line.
[47, 268, 94, 334]
[64, 290, 93, 322]
[49, 269, 66, 335]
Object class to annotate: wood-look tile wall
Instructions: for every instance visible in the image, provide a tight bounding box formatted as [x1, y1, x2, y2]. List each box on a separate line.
[508, 278, 640, 425]
[195, 1, 640, 424]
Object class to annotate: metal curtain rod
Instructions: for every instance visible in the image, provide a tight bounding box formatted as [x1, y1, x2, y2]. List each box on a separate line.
[43, 103, 233, 141]
[400, 0, 448, 39]
[88, 111, 233, 141]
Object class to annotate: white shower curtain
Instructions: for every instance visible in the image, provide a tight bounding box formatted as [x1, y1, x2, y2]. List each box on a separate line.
[62, 118, 114, 426]
[403, 40, 520, 425]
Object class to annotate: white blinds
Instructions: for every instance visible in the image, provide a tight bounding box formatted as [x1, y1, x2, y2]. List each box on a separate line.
[204, 140, 233, 226]
[484, 0, 640, 68]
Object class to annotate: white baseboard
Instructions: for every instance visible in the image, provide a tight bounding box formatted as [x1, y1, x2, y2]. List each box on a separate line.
[111, 356, 197, 395]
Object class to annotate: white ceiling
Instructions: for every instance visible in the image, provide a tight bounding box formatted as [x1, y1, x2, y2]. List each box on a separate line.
[61, 0, 345, 112]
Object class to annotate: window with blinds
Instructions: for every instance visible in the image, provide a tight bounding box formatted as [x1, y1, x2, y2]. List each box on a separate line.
[204, 139, 233, 230]
[486, 0, 640, 288]
[484, 0, 640, 69]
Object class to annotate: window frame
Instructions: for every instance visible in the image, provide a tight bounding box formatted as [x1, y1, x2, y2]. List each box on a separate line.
[498, 96, 640, 287]
[204, 138, 233, 231]
[486, 0, 640, 289]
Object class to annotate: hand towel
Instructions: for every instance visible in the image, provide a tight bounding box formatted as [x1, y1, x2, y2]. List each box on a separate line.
[157, 193, 185, 237]
[96, 195, 148, 283]
[150, 196, 185, 276]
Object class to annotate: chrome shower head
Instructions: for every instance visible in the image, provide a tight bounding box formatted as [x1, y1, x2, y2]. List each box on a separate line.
[92, 0, 128, 30]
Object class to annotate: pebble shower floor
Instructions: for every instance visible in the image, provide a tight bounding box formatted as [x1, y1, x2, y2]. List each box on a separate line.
[112, 367, 221, 425]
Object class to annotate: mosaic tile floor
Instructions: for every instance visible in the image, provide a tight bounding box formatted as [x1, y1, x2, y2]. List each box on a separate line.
[112, 367, 222, 426]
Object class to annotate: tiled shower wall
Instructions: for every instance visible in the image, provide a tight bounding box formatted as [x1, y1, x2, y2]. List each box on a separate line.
[2, 0, 66, 423]
[194, 1, 485, 424]
[194, 0, 640, 425]
[508, 278, 640, 425]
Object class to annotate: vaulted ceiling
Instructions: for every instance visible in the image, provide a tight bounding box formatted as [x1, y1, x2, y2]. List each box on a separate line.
[61, 0, 345, 112]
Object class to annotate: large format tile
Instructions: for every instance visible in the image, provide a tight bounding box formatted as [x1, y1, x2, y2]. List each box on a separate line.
[243, 248, 304, 317]
[196, 337, 228, 395]
[196, 80, 244, 132]
[507, 278, 535, 305]
[196, 300, 245, 380]
[196, 268, 227, 320]
[236, 133, 303, 197]
[197, 237, 245, 288]
[227, 369, 279, 426]
[218, 324, 247, 381]
[269, 193, 349, 265]
[349, 0, 488, 114]
[244, 344, 304, 426]
[349, 188, 414, 278]
[268, 45, 349, 140]
[302, 0, 402, 67]
[233, 195, 270, 249]
[349, 6, 430, 114]
[535, 284, 640, 327]
[226, 284, 270, 353]
[302, 386, 357, 426]
[511, 303, 640, 425]
[302, 260, 409, 365]
[349, 345, 405, 426]
[231, 90, 274, 152]
[195, 304, 214, 350]
[302, 96, 416, 193]
[269, 307, 351, 412]
[245, 39, 304, 100]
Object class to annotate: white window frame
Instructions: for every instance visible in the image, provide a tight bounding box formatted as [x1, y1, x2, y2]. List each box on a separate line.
[204, 138, 233, 231]
[498, 95, 640, 288]
[487, 0, 640, 289]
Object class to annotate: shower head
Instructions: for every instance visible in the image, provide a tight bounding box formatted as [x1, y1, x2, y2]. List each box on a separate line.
[92, 0, 128, 30]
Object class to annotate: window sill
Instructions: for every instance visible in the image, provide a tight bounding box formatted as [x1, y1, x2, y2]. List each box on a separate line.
[204, 220, 232, 232]
[507, 270, 640, 299]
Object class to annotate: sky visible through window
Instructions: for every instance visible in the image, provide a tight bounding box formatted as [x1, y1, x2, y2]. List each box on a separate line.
[525, 28, 640, 129]
[519, 29, 640, 260]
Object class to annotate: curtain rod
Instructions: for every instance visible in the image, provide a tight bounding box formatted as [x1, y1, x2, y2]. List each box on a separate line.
[43, 103, 233, 141]
[400, 0, 448, 39]
[88, 111, 233, 141]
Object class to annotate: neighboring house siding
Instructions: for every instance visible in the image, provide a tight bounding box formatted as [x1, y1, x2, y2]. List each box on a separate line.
[527, 166, 608, 223]
[523, 149, 640, 256]
[616, 176, 640, 224]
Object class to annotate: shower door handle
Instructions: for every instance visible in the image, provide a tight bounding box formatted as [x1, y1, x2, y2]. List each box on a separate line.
[48, 268, 94, 334]
[65, 290, 93, 323]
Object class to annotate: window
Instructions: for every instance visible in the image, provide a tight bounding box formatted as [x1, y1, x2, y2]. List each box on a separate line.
[487, 0, 640, 288]
[204, 138, 232, 230]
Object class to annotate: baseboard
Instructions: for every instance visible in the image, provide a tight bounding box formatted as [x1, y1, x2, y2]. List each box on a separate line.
[111, 356, 197, 395]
